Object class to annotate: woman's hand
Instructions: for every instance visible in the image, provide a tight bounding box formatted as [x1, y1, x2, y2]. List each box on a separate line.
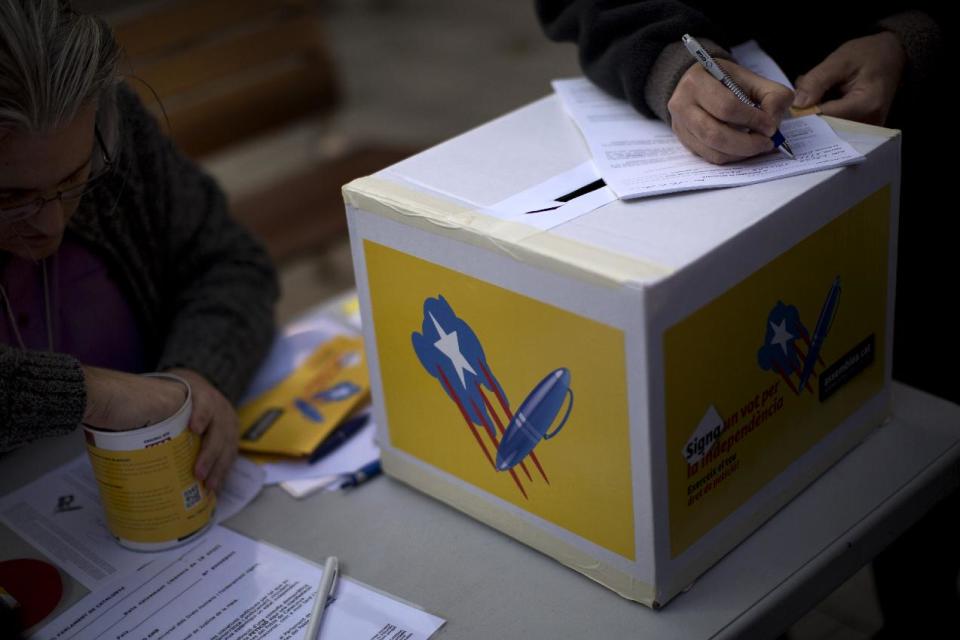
[83, 366, 185, 429]
[165, 368, 239, 494]
[668, 59, 794, 165]
[793, 32, 906, 126]
[83, 366, 239, 493]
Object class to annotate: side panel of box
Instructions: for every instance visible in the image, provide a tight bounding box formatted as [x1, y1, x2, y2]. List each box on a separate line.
[646, 134, 901, 601]
[345, 203, 658, 602]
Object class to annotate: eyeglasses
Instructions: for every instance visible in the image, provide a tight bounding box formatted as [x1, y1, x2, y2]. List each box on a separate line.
[0, 126, 114, 225]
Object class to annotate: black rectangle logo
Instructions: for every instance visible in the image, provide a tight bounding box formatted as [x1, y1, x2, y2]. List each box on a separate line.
[819, 334, 875, 402]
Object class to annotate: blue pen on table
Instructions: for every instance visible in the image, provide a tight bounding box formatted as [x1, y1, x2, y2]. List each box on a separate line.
[305, 556, 339, 640]
[681, 34, 795, 159]
[308, 412, 371, 464]
[340, 459, 382, 489]
[798, 276, 842, 393]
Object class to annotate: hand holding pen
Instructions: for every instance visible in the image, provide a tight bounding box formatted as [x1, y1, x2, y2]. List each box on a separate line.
[668, 35, 795, 165]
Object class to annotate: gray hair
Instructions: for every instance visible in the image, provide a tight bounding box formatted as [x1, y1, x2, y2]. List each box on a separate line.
[0, 0, 120, 138]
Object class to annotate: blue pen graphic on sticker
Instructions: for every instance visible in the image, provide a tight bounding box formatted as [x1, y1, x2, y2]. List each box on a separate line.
[411, 295, 574, 500]
[294, 382, 363, 423]
[757, 277, 841, 395]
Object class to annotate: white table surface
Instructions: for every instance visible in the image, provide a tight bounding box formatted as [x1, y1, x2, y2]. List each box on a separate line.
[3, 383, 959, 639]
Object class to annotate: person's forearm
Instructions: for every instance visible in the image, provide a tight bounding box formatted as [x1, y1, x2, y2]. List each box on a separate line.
[0, 346, 85, 451]
[647, 38, 730, 124]
[876, 11, 943, 88]
[82, 366, 186, 430]
[156, 223, 278, 403]
[535, 0, 729, 117]
[135, 105, 279, 403]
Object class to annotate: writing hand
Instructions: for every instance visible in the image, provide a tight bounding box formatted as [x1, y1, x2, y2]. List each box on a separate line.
[668, 59, 794, 165]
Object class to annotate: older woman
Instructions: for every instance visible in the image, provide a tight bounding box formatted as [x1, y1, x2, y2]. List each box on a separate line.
[0, 0, 278, 493]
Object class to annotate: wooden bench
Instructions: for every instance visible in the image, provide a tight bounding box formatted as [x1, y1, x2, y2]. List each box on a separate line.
[109, 0, 338, 158]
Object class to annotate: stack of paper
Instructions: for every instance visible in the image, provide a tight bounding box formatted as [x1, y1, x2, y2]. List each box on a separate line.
[1, 457, 444, 639]
[551, 42, 865, 200]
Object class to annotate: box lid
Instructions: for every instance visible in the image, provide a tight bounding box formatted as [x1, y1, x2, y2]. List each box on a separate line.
[344, 95, 898, 287]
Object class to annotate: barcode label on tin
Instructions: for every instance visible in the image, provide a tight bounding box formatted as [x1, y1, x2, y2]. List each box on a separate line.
[183, 483, 201, 510]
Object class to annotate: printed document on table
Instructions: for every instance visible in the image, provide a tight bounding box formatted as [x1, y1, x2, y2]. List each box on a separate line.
[0, 456, 264, 590]
[551, 78, 864, 200]
[33, 525, 445, 640]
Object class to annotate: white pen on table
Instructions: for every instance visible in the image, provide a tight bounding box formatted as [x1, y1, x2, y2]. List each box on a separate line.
[305, 556, 339, 639]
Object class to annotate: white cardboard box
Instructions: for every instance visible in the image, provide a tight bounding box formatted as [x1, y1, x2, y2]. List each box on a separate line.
[344, 96, 900, 607]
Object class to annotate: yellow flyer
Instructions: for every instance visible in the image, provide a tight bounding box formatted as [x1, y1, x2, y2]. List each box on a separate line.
[664, 187, 890, 556]
[238, 336, 370, 456]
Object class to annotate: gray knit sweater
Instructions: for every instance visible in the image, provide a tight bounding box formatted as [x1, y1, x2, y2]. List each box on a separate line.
[0, 86, 279, 450]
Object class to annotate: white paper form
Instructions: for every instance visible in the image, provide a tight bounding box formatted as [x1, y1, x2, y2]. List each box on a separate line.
[0, 456, 264, 590]
[551, 78, 864, 199]
[33, 525, 445, 640]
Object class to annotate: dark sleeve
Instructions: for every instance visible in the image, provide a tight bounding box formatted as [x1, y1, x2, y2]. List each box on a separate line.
[117, 88, 279, 403]
[877, 10, 944, 97]
[535, 0, 730, 120]
[0, 346, 85, 451]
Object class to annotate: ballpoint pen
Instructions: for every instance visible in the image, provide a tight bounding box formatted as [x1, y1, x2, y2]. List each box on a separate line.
[340, 459, 382, 489]
[305, 556, 339, 640]
[681, 34, 795, 159]
[308, 412, 371, 463]
[798, 276, 842, 393]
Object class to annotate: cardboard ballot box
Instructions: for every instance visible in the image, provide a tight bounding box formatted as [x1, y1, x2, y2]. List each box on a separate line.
[343, 96, 900, 607]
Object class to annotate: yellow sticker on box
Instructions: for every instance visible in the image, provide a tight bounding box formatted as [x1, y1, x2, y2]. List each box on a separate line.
[365, 240, 636, 560]
[664, 186, 890, 556]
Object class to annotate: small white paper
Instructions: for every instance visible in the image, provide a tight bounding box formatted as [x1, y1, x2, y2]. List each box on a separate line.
[393, 160, 617, 232]
[480, 160, 617, 231]
[281, 474, 347, 498]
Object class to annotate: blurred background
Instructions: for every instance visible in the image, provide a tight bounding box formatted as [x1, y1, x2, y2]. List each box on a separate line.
[74, 0, 581, 322]
[70, 1, 884, 637]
